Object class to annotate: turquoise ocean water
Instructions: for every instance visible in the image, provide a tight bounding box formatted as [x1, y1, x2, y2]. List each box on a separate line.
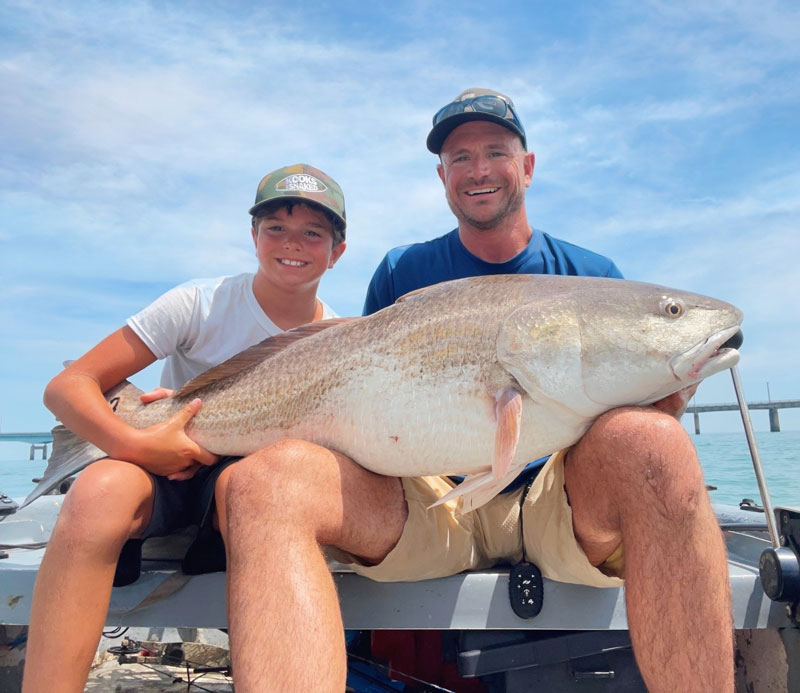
[1, 430, 798, 509]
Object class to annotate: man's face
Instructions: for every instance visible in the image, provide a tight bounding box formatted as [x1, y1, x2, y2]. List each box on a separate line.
[437, 121, 534, 231]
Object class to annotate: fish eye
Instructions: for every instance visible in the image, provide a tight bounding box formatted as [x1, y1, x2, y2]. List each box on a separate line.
[661, 298, 684, 318]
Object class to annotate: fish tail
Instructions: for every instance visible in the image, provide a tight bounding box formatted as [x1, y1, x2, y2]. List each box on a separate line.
[21, 380, 144, 508]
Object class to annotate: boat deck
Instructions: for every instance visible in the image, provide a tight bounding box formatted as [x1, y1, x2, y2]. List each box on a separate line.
[0, 497, 791, 631]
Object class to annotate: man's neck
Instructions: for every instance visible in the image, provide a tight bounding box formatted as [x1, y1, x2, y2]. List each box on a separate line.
[457, 217, 533, 264]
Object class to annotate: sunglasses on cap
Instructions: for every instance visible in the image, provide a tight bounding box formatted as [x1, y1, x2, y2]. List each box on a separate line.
[432, 94, 523, 130]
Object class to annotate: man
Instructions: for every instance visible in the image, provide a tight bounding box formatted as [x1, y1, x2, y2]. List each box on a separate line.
[220, 90, 733, 692]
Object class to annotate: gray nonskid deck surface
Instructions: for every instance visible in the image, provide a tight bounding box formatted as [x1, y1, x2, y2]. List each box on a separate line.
[0, 547, 790, 631]
[0, 498, 792, 631]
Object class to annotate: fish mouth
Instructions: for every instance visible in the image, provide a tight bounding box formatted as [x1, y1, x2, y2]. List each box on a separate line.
[672, 325, 743, 383]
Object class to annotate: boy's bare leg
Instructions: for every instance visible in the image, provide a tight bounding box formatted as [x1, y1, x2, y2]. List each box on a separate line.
[564, 407, 733, 693]
[216, 441, 407, 693]
[23, 460, 155, 693]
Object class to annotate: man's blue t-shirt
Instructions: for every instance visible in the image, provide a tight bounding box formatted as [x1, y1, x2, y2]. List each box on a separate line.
[362, 227, 624, 492]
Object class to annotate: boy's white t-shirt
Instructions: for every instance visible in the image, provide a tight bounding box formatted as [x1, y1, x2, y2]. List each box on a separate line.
[127, 273, 338, 389]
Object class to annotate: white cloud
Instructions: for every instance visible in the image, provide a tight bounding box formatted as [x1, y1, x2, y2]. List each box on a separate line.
[1, 0, 799, 435]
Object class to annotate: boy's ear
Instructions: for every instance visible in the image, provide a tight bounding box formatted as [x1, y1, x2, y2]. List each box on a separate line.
[328, 241, 346, 268]
[251, 223, 259, 246]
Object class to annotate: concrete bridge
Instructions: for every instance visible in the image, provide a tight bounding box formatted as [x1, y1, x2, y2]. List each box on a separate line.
[0, 433, 53, 459]
[687, 400, 800, 434]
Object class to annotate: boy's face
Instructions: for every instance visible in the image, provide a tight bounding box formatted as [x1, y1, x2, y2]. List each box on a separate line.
[251, 203, 345, 291]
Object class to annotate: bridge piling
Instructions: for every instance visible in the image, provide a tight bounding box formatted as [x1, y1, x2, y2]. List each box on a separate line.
[769, 408, 780, 433]
[694, 411, 701, 435]
[29, 443, 48, 460]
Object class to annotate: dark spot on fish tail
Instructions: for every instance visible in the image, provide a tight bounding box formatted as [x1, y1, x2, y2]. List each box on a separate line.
[109, 397, 120, 412]
[389, 435, 399, 443]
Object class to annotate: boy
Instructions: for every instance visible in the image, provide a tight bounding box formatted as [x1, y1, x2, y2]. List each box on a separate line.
[22, 163, 347, 692]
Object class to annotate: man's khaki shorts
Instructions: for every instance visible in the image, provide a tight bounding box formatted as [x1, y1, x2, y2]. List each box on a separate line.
[346, 449, 624, 588]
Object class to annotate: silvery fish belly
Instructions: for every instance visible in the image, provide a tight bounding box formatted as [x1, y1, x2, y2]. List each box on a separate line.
[28, 274, 744, 512]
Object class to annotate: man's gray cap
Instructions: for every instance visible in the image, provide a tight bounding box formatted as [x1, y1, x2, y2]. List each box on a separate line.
[427, 88, 527, 154]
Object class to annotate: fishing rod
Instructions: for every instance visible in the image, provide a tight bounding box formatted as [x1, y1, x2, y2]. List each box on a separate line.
[730, 365, 800, 613]
[729, 365, 779, 548]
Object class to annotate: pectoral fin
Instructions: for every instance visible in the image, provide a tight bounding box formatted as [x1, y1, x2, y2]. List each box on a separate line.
[430, 465, 526, 514]
[494, 386, 523, 480]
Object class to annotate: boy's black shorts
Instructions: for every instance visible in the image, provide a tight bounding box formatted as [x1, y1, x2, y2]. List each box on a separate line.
[114, 456, 240, 586]
[143, 455, 240, 539]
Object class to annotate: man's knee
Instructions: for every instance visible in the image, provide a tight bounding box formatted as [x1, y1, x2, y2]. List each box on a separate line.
[221, 440, 406, 554]
[222, 439, 343, 520]
[226, 439, 322, 492]
[571, 407, 705, 514]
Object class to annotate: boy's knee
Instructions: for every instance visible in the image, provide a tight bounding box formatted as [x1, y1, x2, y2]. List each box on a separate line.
[59, 459, 154, 538]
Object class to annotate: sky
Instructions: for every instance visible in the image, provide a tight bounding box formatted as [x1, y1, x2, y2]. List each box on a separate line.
[1, 0, 799, 460]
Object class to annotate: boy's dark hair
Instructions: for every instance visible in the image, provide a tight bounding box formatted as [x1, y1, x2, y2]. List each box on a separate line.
[251, 199, 344, 246]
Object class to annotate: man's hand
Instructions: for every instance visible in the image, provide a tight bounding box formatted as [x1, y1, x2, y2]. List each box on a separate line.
[651, 384, 699, 420]
[130, 398, 219, 480]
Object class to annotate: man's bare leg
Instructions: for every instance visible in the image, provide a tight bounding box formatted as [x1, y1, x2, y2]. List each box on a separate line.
[23, 460, 155, 693]
[564, 407, 733, 692]
[216, 440, 407, 693]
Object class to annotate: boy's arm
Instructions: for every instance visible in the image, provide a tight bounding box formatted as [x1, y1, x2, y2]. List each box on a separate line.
[44, 325, 218, 479]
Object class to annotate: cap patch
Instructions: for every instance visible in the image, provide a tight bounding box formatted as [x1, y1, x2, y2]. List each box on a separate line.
[276, 174, 328, 193]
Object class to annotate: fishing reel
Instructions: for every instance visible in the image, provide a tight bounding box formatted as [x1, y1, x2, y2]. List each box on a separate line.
[759, 507, 800, 625]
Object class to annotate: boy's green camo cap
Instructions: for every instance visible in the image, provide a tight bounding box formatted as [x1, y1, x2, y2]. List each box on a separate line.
[249, 163, 347, 240]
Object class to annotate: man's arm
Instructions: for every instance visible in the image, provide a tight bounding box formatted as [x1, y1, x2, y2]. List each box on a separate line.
[44, 325, 218, 479]
[606, 261, 624, 279]
[362, 255, 398, 315]
[651, 384, 699, 420]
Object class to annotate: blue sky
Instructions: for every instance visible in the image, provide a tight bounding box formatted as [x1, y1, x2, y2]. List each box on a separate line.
[1, 0, 799, 457]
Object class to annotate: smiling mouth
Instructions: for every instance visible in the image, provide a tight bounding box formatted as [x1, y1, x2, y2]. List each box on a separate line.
[278, 258, 308, 267]
[465, 187, 500, 196]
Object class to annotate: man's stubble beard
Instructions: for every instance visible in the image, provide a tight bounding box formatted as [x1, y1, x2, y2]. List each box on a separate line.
[447, 187, 526, 231]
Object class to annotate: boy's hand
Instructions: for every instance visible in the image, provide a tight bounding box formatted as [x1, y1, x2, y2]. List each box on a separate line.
[140, 386, 176, 403]
[131, 398, 219, 479]
[651, 383, 699, 420]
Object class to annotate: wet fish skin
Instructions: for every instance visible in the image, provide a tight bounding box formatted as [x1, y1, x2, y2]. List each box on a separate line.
[26, 274, 743, 511]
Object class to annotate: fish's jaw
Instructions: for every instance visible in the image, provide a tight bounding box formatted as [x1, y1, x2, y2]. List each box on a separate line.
[670, 324, 742, 384]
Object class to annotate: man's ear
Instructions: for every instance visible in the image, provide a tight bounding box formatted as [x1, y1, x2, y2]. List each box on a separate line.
[524, 151, 535, 187]
[437, 162, 446, 186]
